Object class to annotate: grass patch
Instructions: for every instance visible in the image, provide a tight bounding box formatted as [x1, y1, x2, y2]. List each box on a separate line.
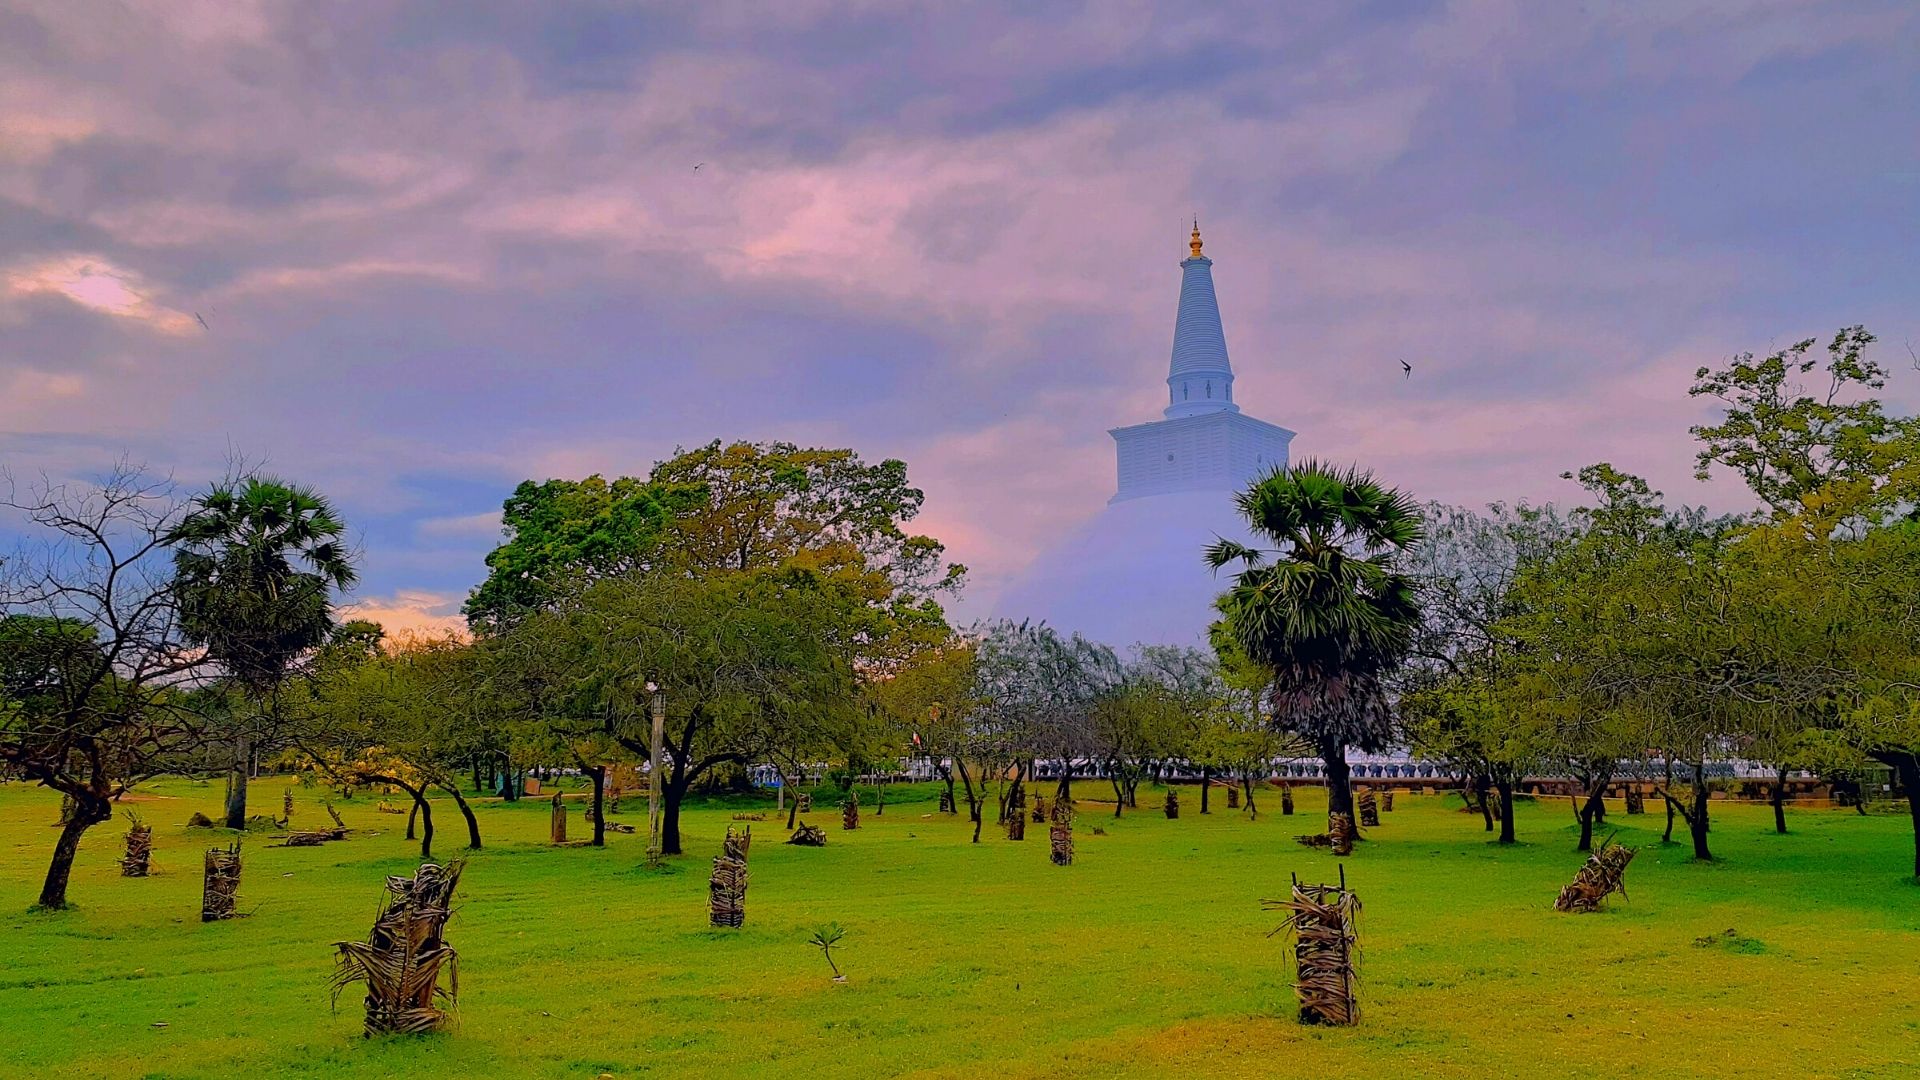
[0, 780, 1914, 1078]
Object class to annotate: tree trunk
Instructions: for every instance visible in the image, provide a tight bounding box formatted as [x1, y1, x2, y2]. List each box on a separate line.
[589, 765, 607, 848]
[224, 733, 251, 830]
[406, 799, 419, 840]
[36, 794, 107, 909]
[1475, 774, 1494, 832]
[1200, 766, 1211, 814]
[787, 776, 801, 830]
[1110, 771, 1126, 819]
[1688, 760, 1712, 861]
[441, 783, 482, 849]
[1900, 757, 1920, 880]
[662, 772, 690, 855]
[956, 759, 983, 843]
[1771, 764, 1789, 835]
[1576, 786, 1606, 852]
[408, 787, 434, 860]
[1323, 742, 1355, 830]
[1495, 776, 1516, 844]
[1243, 774, 1258, 819]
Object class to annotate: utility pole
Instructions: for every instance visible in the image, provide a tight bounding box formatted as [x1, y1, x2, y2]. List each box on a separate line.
[647, 681, 666, 864]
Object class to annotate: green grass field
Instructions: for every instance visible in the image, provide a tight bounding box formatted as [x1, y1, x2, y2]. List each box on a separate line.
[1, 779, 1916, 1079]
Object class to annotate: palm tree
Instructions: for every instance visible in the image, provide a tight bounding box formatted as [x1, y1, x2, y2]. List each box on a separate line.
[1205, 460, 1423, 832]
[171, 477, 357, 829]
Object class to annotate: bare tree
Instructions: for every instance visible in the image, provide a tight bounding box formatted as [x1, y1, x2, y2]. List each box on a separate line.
[1, 466, 208, 908]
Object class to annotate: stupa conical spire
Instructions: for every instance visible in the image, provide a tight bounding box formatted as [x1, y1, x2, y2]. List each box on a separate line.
[1165, 220, 1236, 418]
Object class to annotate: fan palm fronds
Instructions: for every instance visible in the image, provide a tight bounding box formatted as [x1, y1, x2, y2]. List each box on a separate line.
[121, 813, 153, 877]
[841, 793, 860, 831]
[1263, 870, 1362, 1026]
[329, 860, 465, 1036]
[1357, 788, 1380, 828]
[1049, 798, 1074, 867]
[1329, 812, 1354, 856]
[1554, 836, 1637, 913]
[1281, 786, 1295, 815]
[786, 823, 828, 846]
[202, 843, 242, 921]
[1164, 789, 1180, 819]
[809, 922, 847, 981]
[709, 826, 751, 928]
[1227, 786, 1240, 810]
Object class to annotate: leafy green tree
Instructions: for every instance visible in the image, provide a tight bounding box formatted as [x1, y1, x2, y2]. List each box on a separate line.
[170, 476, 357, 830]
[1691, 325, 1920, 531]
[299, 630, 488, 856]
[1206, 460, 1424, 832]
[463, 475, 696, 632]
[495, 565, 858, 855]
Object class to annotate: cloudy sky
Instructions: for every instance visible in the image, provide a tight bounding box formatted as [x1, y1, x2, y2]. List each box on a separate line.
[3, 0, 1917, 633]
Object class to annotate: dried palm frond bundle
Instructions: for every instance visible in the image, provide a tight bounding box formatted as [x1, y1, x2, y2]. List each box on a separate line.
[284, 788, 296, 822]
[796, 792, 812, 813]
[709, 826, 751, 928]
[787, 822, 828, 846]
[1049, 799, 1073, 867]
[550, 792, 567, 844]
[1227, 786, 1241, 809]
[1165, 789, 1180, 819]
[1357, 789, 1380, 828]
[1382, 791, 1394, 812]
[186, 811, 216, 828]
[201, 843, 243, 922]
[1032, 796, 1048, 823]
[938, 789, 955, 814]
[1624, 788, 1645, 815]
[283, 829, 345, 847]
[1264, 868, 1362, 1026]
[841, 793, 860, 831]
[330, 860, 465, 1036]
[1554, 837, 1637, 913]
[121, 814, 153, 877]
[1329, 812, 1355, 856]
[1281, 786, 1295, 816]
[1295, 831, 1332, 848]
[376, 802, 407, 815]
[732, 812, 767, 821]
[1006, 806, 1026, 840]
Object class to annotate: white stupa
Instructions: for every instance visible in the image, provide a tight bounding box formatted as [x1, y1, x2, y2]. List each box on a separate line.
[994, 224, 1294, 649]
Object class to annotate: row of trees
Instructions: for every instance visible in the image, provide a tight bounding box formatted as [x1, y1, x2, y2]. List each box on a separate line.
[1390, 328, 1920, 872]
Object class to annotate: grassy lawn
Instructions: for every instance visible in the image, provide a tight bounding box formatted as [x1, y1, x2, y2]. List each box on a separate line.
[1, 778, 1916, 1079]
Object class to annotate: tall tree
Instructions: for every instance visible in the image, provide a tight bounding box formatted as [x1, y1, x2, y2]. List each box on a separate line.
[2, 468, 208, 908]
[171, 476, 357, 830]
[1206, 460, 1424, 834]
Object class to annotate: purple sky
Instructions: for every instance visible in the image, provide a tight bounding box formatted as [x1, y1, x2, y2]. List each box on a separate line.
[3, 1, 1917, 634]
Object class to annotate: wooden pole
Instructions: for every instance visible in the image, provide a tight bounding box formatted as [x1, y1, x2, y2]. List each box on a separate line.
[647, 682, 665, 864]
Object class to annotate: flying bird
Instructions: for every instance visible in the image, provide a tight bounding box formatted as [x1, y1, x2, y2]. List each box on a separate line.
[1400, 359, 1412, 379]
[195, 312, 210, 331]
[693, 162, 704, 171]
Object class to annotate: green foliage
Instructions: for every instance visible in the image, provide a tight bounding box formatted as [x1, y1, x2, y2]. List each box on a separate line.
[1690, 325, 1920, 527]
[1207, 459, 1424, 756]
[170, 476, 357, 691]
[463, 474, 695, 632]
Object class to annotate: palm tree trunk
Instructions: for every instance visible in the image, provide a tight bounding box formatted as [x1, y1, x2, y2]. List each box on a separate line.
[224, 733, 251, 830]
[1322, 741, 1355, 830]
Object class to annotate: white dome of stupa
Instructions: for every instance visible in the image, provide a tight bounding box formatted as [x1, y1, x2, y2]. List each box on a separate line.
[992, 224, 1293, 649]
